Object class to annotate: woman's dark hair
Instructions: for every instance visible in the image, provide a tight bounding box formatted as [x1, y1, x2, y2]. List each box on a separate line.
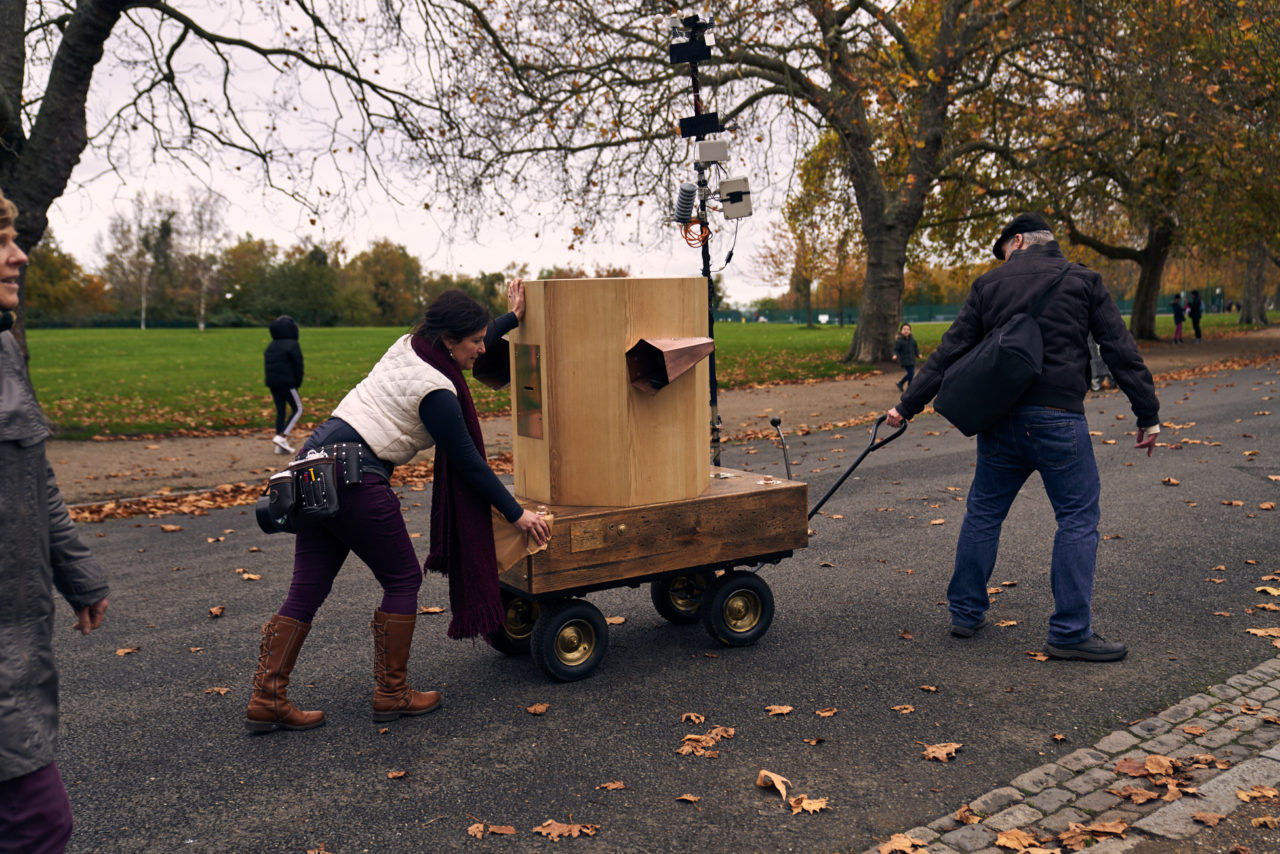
[412, 289, 490, 344]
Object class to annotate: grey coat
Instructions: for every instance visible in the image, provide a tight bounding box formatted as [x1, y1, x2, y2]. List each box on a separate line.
[0, 331, 108, 782]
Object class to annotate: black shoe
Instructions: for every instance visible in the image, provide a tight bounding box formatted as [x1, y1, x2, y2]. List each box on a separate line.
[950, 617, 991, 638]
[1045, 633, 1127, 661]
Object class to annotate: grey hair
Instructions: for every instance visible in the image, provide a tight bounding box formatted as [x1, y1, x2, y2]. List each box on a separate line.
[1005, 229, 1054, 255]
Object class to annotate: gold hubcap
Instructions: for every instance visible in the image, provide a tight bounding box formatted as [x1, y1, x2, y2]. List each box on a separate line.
[722, 590, 762, 633]
[504, 598, 539, 642]
[668, 575, 709, 614]
[554, 620, 596, 667]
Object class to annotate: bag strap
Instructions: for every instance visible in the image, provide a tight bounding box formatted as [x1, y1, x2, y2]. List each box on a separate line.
[1027, 263, 1074, 318]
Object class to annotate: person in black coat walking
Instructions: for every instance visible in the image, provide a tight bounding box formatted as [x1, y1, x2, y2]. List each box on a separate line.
[891, 323, 919, 391]
[1171, 296, 1185, 344]
[264, 315, 304, 454]
[1186, 290, 1204, 342]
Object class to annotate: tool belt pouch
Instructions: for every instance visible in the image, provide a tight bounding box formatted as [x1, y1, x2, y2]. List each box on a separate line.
[324, 442, 365, 486]
[288, 451, 341, 526]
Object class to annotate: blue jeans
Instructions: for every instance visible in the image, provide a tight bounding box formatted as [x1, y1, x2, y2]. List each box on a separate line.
[948, 406, 1101, 645]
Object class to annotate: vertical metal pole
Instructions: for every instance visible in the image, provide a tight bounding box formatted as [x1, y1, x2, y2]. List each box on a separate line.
[688, 59, 722, 466]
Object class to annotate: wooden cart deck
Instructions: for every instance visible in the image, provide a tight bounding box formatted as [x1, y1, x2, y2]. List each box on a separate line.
[499, 467, 808, 596]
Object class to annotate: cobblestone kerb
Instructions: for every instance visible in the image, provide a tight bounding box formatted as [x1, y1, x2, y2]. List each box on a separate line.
[863, 655, 1280, 854]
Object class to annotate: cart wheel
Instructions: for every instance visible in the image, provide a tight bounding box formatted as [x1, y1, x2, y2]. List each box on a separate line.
[486, 592, 540, 656]
[702, 571, 774, 647]
[531, 598, 609, 682]
[650, 572, 714, 624]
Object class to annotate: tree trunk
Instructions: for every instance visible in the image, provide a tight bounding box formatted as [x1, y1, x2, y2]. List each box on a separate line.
[1240, 239, 1270, 326]
[843, 229, 906, 362]
[1128, 224, 1173, 340]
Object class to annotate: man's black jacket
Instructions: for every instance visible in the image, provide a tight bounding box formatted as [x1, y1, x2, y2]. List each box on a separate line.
[897, 242, 1159, 427]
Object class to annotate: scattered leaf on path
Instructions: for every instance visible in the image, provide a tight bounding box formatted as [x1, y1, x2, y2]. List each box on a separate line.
[526, 703, 550, 715]
[919, 742, 962, 762]
[756, 769, 791, 800]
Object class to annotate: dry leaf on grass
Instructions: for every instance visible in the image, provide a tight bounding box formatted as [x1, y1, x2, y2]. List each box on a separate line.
[789, 794, 828, 814]
[526, 703, 550, 715]
[919, 742, 962, 762]
[755, 769, 791, 800]
[532, 819, 598, 841]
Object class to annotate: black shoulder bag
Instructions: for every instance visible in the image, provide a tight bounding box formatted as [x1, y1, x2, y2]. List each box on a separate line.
[933, 264, 1073, 437]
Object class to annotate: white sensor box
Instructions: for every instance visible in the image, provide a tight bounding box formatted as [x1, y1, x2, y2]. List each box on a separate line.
[719, 176, 752, 219]
[695, 139, 729, 163]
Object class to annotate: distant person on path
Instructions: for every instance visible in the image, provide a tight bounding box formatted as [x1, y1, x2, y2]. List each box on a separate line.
[264, 315, 304, 454]
[1087, 334, 1112, 391]
[885, 213, 1160, 662]
[245, 283, 550, 733]
[0, 191, 109, 853]
[891, 323, 919, 391]
[1171, 296, 1185, 344]
[1187, 290, 1204, 342]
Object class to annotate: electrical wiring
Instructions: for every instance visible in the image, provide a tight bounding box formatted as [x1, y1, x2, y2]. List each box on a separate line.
[681, 218, 711, 247]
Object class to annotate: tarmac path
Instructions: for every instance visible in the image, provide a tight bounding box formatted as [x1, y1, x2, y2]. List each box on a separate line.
[37, 325, 1280, 852]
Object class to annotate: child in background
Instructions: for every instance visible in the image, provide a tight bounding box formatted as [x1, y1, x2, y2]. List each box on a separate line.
[264, 315, 304, 454]
[1171, 296, 1185, 344]
[892, 323, 919, 391]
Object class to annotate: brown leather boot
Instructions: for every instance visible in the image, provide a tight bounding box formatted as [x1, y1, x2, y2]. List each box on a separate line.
[371, 610, 442, 721]
[245, 614, 325, 733]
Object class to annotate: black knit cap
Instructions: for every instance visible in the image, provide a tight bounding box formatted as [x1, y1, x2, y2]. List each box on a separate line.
[992, 212, 1052, 260]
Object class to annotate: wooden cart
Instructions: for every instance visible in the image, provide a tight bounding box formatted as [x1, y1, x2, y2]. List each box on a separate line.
[480, 276, 901, 680]
[489, 468, 808, 680]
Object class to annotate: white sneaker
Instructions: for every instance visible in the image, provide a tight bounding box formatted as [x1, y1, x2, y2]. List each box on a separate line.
[273, 434, 295, 455]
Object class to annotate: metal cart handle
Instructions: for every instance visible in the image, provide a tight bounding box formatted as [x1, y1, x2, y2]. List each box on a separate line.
[807, 415, 907, 520]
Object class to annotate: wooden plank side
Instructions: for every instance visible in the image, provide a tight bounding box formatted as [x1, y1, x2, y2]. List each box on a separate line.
[511, 279, 550, 503]
[508, 473, 808, 595]
[544, 278, 631, 506]
[624, 277, 709, 504]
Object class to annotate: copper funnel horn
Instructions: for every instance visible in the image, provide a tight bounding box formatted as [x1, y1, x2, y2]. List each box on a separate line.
[625, 336, 715, 395]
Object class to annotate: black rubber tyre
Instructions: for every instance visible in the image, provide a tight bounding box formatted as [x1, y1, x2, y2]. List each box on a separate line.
[531, 598, 609, 682]
[650, 572, 715, 624]
[485, 592, 540, 656]
[701, 571, 774, 647]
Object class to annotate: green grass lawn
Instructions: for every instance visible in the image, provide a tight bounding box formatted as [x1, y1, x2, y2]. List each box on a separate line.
[26, 323, 874, 438]
[24, 312, 1266, 438]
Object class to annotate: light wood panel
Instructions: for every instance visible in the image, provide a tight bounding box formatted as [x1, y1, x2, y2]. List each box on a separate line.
[510, 277, 710, 507]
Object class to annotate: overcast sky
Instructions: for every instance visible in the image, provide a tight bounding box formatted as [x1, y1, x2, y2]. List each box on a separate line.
[43, 128, 783, 309]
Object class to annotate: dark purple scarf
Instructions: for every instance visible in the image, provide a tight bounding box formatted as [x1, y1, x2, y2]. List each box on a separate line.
[413, 335, 504, 640]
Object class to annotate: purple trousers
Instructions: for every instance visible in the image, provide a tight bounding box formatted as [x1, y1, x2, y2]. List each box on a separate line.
[0, 762, 73, 854]
[278, 474, 422, 622]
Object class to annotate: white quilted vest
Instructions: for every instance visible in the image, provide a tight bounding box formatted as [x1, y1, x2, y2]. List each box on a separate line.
[332, 334, 455, 465]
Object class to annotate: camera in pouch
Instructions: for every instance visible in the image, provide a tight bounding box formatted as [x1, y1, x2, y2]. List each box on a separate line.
[255, 449, 348, 534]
